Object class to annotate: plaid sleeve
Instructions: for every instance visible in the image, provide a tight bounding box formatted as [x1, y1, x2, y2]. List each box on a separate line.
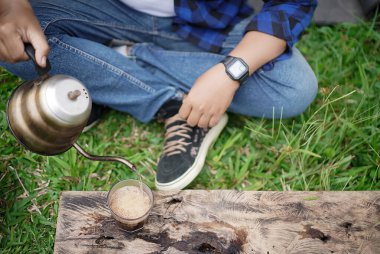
[245, 0, 317, 57]
[174, 0, 243, 29]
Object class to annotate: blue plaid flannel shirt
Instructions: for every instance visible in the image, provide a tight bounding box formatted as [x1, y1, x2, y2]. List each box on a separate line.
[173, 0, 318, 63]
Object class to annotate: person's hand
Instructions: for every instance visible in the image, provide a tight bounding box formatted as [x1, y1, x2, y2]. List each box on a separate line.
[0, 0, 49, 66]
[179, 63, 239, 128]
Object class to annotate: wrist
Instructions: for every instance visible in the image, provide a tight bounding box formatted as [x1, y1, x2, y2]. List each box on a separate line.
[216, 63, 240, 90]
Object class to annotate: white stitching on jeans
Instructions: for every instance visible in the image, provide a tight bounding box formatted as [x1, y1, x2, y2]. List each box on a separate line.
[49, 37, 156, 93]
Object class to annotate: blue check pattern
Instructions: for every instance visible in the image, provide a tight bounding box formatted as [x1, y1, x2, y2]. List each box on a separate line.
[173, 0, 318, 60]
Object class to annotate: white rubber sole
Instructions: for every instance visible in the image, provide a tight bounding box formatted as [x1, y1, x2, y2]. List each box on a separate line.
[155, 114, 228, 191]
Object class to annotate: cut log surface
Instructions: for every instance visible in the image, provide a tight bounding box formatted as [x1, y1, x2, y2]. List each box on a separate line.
[54, 191, 380, 254]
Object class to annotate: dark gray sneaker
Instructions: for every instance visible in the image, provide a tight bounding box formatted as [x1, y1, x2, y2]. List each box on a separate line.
[155, 113, 228, 191]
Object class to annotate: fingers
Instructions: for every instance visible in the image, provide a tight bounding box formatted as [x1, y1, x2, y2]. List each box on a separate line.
[0, 42, 9, 62]
[0, 24, 28, 63]
[0, 23, 48, 65]
[198, 114, 211, 129]
[178, 101, 192, 120]
[0, 0, 49, 65]
[180, 94, 222, 128]
[180, 98, 206, 127]
[186, 109, 201, 127]
[209, 115, 221, 127]
[186, 108, 215, 128]
[27, 26, 49, 67]
[2, 35, 28, 62]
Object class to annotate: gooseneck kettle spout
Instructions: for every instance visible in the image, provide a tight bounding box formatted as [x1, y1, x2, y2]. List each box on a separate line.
[73, 143, 137, 172]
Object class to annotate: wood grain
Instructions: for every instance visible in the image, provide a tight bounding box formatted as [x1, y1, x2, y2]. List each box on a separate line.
[54, 191, 380, 254]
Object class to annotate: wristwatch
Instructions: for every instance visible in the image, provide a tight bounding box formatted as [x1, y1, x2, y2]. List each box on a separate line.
[221, 56, 249, 84]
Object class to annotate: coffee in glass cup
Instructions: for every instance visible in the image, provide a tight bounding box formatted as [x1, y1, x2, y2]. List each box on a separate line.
[107, 179, 153, 231]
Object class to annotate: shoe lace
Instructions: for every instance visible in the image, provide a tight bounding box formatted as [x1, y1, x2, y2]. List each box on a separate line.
[163, 119, 192, 157]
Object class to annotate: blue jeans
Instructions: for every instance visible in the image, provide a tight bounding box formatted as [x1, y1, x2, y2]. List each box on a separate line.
[0, 0, 317, 123]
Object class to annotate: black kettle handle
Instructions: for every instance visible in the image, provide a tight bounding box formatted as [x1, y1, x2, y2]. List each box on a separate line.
[24, 43, 51, 76]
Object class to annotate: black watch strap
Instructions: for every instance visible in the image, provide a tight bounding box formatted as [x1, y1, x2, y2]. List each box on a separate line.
[221, 56, 235, 66]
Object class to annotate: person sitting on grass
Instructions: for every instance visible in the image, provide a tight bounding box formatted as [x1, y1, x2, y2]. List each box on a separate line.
[0, 0, 318, 190]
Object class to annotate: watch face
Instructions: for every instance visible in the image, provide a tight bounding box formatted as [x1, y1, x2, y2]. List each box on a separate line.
[228, 59, 248, 79]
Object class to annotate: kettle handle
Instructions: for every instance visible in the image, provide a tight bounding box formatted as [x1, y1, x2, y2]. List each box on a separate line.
[24, 43, 51, 76]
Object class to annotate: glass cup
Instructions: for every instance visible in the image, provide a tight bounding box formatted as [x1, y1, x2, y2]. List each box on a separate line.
[107, 179, 154, 231]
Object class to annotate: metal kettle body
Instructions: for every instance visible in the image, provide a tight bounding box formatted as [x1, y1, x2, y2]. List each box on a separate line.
[7, 74, 91, 155]
[6, 44, 136, 172]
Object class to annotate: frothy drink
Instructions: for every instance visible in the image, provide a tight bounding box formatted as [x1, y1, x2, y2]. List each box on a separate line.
[110, 186, 150, 219]
[107, 179, 153, 231]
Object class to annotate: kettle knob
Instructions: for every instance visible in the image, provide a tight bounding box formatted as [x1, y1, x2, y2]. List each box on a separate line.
[41, 75, 92, 125]
[68, 90, 82, 100]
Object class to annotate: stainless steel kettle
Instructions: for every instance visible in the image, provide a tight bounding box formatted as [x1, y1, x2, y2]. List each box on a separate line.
[6, 44, 136, 172]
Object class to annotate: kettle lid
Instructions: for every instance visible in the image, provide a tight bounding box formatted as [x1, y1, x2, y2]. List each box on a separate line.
[43, 75, 92, 125]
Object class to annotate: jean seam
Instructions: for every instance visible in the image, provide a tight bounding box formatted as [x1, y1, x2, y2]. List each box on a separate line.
[49, 37, 156, 94]
[152, 16, 157, 32]
[43, 18, 181, 41]
[133, 43, 222, 58]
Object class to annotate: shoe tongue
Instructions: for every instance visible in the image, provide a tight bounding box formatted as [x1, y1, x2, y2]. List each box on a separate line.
[157, 100, 182, 120]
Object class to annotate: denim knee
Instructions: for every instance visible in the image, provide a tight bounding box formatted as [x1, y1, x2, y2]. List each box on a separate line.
[281, 67, 318, 118]
[229, 55, 318, 119]
[258, 48, 318, 119]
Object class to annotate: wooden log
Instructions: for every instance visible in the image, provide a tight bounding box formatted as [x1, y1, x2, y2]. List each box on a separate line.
[54, 191, 380, 254]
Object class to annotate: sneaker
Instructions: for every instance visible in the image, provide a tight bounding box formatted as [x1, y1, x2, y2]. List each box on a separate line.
[155, 113, 228, 191]
[82, 104, 105, 133]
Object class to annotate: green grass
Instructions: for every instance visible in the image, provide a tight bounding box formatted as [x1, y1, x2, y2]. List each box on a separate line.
[1, 20, 380, 253]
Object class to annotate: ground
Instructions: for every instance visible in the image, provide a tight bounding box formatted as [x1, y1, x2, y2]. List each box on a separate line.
[0, 20, 379, 253]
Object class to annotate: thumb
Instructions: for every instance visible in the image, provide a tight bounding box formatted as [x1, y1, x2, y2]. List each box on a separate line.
[27, 28, 49, 67]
